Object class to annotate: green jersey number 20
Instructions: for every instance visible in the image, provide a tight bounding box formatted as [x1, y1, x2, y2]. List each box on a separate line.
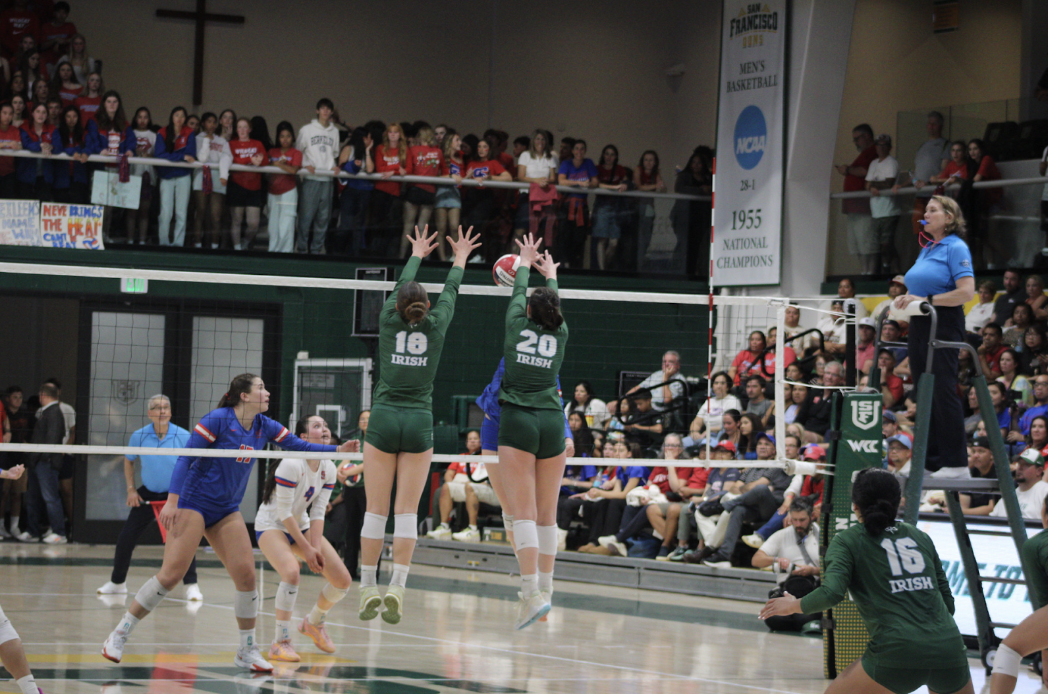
[517, 330, 557, 357]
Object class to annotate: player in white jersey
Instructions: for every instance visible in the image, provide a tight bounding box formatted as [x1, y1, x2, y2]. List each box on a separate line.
[0, 464, 41, 694]
[255, 415, 351, 662]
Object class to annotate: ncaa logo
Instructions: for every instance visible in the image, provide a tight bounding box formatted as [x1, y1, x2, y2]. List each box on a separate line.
[850, 400, 880, 430]
[734, 105, 766, 170]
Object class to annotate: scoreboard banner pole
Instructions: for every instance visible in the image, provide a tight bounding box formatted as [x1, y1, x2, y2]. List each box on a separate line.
[712, 0, 786, 286]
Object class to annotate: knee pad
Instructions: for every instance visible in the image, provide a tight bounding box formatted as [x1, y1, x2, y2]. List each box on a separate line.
[0, 607, 19, 645]
[502, 513, 515, 534]
[134, 575, 170, 613]
[394, 513, 418, 540]
[992, 643, 1022, 678]
[321, 582, 350, 604]
[234, 590, 259, 620]
[361, 512, 386, 540]
[513, 519, 538, 551]
[537, 525, 558, 556]
[274, 581, 298, 613]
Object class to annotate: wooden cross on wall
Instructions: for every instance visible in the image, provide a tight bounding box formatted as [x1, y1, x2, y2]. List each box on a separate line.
[156, 0, 245, 106]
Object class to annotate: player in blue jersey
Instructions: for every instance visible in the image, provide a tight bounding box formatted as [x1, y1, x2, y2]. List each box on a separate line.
[101, 373, 357, 672]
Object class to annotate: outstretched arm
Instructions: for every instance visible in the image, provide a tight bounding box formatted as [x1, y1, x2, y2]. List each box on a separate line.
[447, 226, 481, 269]
[533, 250, 559, 287]
[407, 225, 440, 260]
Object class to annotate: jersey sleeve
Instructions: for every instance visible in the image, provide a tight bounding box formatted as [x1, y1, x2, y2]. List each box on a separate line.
[382, 255, 422, 321]
[431, 264, 464, 334]
[310, 461, 338, 521]
[272, 459, 301, 521]
[948, 241, 974, 283]
[125, 428, 142, 462]
[261, 417, 337, 453]
[931, 542, 955, 615]
[506, 265, 531, 327]
[168, 411, 225, 494]
[1022, 537, 1048, 610]
[799, 532, 854, 614]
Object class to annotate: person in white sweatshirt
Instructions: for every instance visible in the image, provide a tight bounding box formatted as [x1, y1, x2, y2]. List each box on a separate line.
[191, 112, 232, 249]
[295, 98, 340, 254]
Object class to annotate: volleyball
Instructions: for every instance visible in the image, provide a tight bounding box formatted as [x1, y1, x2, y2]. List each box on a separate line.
[493, 254, 521, 287]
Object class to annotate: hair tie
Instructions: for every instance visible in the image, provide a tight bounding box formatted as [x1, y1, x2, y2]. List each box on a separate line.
[224, 392, 229, 398]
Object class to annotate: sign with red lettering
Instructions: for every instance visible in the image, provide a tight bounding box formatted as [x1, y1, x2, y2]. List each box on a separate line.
[0, 200, 105, 250]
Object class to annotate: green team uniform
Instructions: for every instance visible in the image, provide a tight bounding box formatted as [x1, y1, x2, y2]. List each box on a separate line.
[800, 522, 969, 694]
[498, 266, 569, 459]
[365, 256, 462, 454]
[1021, 530, 1048, 609]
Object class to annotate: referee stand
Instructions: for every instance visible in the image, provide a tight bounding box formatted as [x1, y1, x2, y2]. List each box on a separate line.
[822, 301, 1029, 678]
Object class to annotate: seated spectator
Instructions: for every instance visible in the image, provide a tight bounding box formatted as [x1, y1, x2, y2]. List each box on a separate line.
[699, 434, 793, 568]
[965, 280, 996, 336]
[880, 319, 907, 364]
[426, 431, 497, 542]
[1020, 325, 1048, 376]
[815, 300, 847, 356]
[856, 317, 876, 374]
[764, 326, 797, 374]
[963, 386, 984, 436]
[1002, 304, 1033, 349]
[930, 140, 969, 185]
[977, 323, 1006, 379]
[1023, 416, 1048, 458]
[1027, 275, 1048, 321]
[744, 376, 772, 428]
[871, 275, 907, 326]
[744, 439, 823, 549]
[621, 388, 666, 450]
[835, 277, 868, 318]
[1017, 375, 1048, 436]
[991, 449, 1048, 520]
[752, 498, 821, 632]
[784, 383, 806, 424]
[567, 412, 595, 456]
[560, 444, 647, 553]
[674, 441, 741, 563]
[688, 372, 741, 441]
[794, 361, 842, 440]
[614, 351, 684, 415]
[564, 380, 609, 431]
[729, 331, 768, 386]
[998, 349, 1032, 407]
[960, 436, 997, 515]
[736, 413, 764, 459]
[874, 349, 904, 409]
[785, 421, 808, 445]
[886, 434, 912, 487]
[783, 304, 817, 358]
[986, 381, 1011, 439]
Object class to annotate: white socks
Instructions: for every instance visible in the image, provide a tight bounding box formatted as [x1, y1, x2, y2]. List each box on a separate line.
[274, 620, 290, 643]
[16, 675, 36, 694]
[538, 571, 554, 593]
[361, 564, 378, 588]
[238, 628, 255, 650]
[391, 563, 410, 589]
[118, 611, 140, 636]
[521, 573, 539, 596]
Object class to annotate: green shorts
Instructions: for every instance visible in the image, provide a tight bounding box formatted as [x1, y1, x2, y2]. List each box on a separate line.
[498, 403, 566, 459]
[364, 404, 433, 454]
[861, 658, 970, 694]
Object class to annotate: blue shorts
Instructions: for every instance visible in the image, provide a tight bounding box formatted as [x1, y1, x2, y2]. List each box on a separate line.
[177, 498, 239, 528]
[255, 530, 296, 545]
[434, 186, 461, 209]
[481, 413, 500, 452]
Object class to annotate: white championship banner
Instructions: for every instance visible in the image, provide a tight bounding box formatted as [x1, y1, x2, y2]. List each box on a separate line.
[712, 0, 786, 286]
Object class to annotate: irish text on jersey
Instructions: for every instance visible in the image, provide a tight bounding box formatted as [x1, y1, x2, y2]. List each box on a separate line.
[392, 354, 428, 366]
[516, 354, 553, 368]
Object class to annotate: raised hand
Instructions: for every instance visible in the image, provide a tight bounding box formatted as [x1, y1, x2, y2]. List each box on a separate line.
[515, 232, 543, 268]
[447, 226, 481, 267]
[406, 225, 440, 259]
[533, 251, 559, 281]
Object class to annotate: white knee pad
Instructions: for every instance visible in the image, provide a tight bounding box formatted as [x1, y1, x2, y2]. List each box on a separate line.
[234, 590, 259, 620]
[991, 642, 1022, 678]
[537, 525, 558, 556]
[0, 607, 19, 645]
[134, 575, 170, 612]
[394, 513, 418, 540]
[513, 519, 538, 551]
[361, 512, 386, 540]
[274, 581, 298, 612]
[502, 513, 514, 534]
[321, 582, 350, 604]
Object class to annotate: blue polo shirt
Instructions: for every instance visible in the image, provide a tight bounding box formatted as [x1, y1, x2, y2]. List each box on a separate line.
[903, 234, 973, 298]
[126, 423, 192, 493]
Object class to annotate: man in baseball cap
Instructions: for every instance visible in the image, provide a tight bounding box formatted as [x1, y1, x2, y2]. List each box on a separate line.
[872, 274, 908, 326]
[991, 448, 1048, 520]
[857, 317, 876, 375]
[962, 437, 997, 515]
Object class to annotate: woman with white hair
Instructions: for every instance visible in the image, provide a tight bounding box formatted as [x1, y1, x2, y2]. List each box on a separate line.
[97, 395, 202, 601]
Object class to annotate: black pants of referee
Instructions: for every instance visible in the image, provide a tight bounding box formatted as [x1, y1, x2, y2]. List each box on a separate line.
[907, 305, 967, 472]
[111, 486, 198, 585]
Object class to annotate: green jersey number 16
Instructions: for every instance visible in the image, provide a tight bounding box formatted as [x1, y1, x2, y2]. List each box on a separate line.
[880, 537, 926, 576]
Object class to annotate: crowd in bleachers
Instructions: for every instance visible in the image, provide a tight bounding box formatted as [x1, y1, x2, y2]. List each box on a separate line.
[0, 1, 715, 273]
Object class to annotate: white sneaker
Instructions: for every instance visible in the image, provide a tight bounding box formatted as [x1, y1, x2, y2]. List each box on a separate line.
[742, 533, 764, 549]
[101, 628, 128, 663]
[426, 525, 452, 540]
[97, 581, 128, 595]
[42, 532, 67, 544]
[514, 590, 550, 631]
[0, 524, 11, 539]
[538, 589, 553, 622]
[597, 535, 627, 557]
[452, 527, 480, 542]
[234, 644, 273, 673]
[185, 584, 203, 601]
[14, 531, 35, 542]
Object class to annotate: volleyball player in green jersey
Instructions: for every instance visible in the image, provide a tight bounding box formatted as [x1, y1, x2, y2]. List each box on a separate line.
[497, 234, 569, 630]
[762, 468, 973, 694]
[357, 224, 481, 625]
[990, 486, 1048, 693]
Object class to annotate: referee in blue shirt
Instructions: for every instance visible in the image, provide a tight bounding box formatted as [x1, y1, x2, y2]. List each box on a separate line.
[97, 395, 201, 599]
[893, 195, 975, 476]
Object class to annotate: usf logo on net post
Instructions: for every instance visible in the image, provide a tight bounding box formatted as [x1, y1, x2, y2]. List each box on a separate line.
[837, 399, 883, 529]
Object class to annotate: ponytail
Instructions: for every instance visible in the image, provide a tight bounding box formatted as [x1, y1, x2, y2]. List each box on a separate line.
[397, 281, 429, 325]
[217, 373, 257, 408]
[852, 468, 901, 536]
[261, 414, 323, 505]
[528, 287, 563, 331]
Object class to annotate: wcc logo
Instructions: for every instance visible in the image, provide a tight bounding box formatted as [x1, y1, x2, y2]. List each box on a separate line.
[850, 400, 880, 430]
[734, 105, 766, 170]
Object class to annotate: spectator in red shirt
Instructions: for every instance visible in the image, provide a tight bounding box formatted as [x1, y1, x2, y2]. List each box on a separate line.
[978, 323, 1007, 379]
[729, 331, 767, 386]
[965, 138, 1003, 268]
[836, 124, 878, 274]
[764, 326, 797, 374]
[876, 349, 904, 409]
[930, 141, 969, 185]
[227, 117, 266, 251]
[267, 121, 302, 254]
[856, 317, 876, 375]
[73, 71, 100, 123]
[401, 125, 444, 258]
[592, 144, 631, 271]
[39, 1, 75, 70]
[465, 138, 511, 261]
[0, 0, 39, 61]
[0, 101, 22, 197]
[371, 121, 406, 257]
[51, 60, 79, 105]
